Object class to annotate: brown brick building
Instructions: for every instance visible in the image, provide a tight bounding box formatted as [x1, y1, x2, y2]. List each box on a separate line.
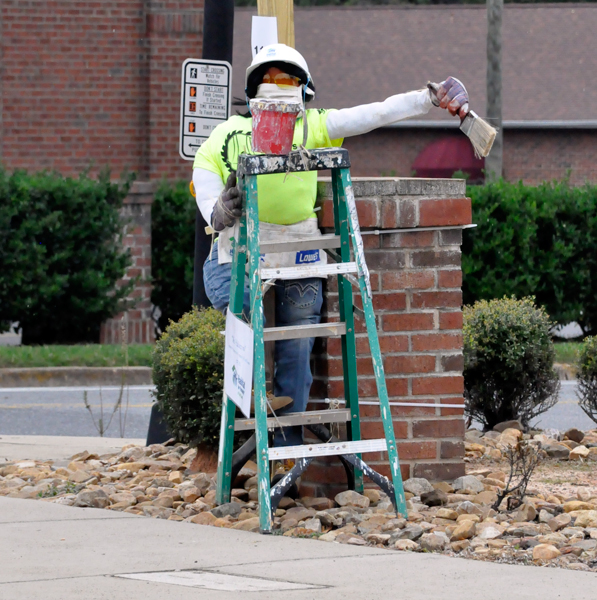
[1, 3, 595, 185]
[0, 0, 203, 181]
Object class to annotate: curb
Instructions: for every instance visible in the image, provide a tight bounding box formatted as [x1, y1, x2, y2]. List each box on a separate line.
[0, 367, 153, 388]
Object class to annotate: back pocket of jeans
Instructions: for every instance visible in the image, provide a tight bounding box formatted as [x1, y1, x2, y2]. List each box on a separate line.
[284, 280, 320, 308]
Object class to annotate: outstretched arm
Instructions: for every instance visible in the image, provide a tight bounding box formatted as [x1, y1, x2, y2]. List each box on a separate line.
[327, 77, 469, 139]
[327, 89, 432, 140]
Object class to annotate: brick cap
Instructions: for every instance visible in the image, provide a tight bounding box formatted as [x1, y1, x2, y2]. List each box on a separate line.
[123, 181, 156, 204]
[318, 177, 466, 198]
[317, 177, 471, 229]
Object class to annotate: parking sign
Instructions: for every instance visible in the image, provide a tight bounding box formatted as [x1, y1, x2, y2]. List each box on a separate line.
[179, 58, 232, 160]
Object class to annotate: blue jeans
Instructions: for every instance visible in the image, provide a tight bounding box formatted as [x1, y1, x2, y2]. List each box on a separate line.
[204, 243, 323, 447]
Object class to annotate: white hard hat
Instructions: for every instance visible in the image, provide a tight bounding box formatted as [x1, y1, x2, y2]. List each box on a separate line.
[245, 43, 315, 101]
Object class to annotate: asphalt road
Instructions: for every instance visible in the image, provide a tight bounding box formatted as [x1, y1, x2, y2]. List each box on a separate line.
[0, 381, 595, 440]
[529, 381, 595, 431]
[0, 386, 154, 439]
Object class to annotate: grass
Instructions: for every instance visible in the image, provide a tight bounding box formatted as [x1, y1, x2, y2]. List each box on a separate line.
[0, 340, 581, 368]
[553, 341, 581, 365]
[0, 344, 154, 368]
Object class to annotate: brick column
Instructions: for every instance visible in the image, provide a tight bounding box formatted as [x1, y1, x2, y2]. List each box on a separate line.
[100, 182, 155, 345]
[303, 177, 471, 497]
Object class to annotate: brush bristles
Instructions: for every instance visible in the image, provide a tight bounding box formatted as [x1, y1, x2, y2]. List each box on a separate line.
[469, 117, 497, 159]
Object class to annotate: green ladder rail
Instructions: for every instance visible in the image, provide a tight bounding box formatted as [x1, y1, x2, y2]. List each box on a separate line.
[215, 148, 407, 533]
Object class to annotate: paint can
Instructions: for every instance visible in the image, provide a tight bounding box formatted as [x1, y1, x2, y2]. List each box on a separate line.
[250, 99, 301, 155]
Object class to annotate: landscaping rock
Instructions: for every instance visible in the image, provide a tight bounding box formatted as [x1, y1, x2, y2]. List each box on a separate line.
[420, 533, 450, 552]
[394, 539, 419, 551]
[452, 475, 485, 494]
[335, 490, 370, 509]
[450, 520, 476, 541]
[302, 497, 335, 511]
[284, 507, 316, 522]
[391, 525, 424, 542]
[363, 489, 381, 505]
[231, 517, 260, 531]
[493, 420, 523, 433]
[569, 446, 590, 461]
[420, 489, 448, 507]
[515, 503, 537, 523]
[533, 544, 561, 561]
[188, 512, 218, 525]
[74, 489, 110, 509]
[564, 428, 585, 444]
[543, 443, 571, 460]
[303, 518, 322, 533]
[210, 502, 242, 519]
[403, 478, 434, 496]
[548, 513, 572, 532]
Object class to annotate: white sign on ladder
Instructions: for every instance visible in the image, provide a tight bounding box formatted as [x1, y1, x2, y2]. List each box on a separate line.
[179, 58, 232, 160]
[224, 311, 254, 419]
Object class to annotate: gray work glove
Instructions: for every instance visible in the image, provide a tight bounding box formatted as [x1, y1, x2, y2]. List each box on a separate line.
[427, 77, 470, 119]
[211, 171, 241, 232]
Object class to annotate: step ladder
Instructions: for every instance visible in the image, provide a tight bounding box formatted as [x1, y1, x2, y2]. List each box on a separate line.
[215, 148, 407, 533]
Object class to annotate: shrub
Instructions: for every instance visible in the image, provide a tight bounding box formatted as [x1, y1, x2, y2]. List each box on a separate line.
[463, 179, 597, 335]
[577, 336, 597, 424]
[463, 297, 560, 430]
[152, 307, 226, 448]
[151, 180, 196, 334]
[0, 167, 133, 344]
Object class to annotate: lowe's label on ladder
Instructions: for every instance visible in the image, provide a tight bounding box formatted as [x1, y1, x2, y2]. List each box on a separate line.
[224, 311, 254, 419]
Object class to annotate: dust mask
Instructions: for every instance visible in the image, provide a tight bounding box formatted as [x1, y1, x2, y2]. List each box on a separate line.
[255, 83, 304, 107]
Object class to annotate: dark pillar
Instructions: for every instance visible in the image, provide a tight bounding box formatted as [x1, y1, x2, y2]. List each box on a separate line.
[192, 0, 235, 307]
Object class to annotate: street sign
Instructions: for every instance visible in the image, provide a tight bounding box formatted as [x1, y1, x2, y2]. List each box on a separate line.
[179, 58, 232, 161]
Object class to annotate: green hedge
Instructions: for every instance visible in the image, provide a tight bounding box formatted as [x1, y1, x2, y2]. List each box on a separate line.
[464, 297, 560, 430]
[151, 180, 196, 334]
[577, 336, 597, 425]
[152, 307, 225, 449]
[0, 168, 133, 344]
[463, 179, 597, 335]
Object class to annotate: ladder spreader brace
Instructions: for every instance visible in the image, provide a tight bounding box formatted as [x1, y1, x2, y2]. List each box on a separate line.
[215, 148, 407, 533]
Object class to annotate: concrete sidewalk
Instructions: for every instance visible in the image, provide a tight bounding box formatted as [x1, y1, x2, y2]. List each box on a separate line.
[1, 437, 596, 599]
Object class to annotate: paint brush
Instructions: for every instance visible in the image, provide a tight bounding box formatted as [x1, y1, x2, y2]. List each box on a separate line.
[427, 82, 497, 158]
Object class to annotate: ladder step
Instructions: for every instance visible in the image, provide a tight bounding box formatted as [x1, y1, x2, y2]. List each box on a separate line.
[261, 262, 357, 280]
[268, 438, 388, 460]
[238, 148, 351, 176]
[234, 409, 351, 432]
[263, 322, 346, 341]
[260, 234, 341, 254]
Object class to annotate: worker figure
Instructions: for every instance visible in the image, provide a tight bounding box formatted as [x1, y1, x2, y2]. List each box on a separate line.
[193, 43, 469, 455]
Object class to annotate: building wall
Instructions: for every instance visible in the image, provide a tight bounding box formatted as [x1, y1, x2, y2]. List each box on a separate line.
[345, 129, 597, 186]
[0, 0, 597, 185]
[146, 1, 204, 180]
[0, 0, 202, 181]
[1, 3, 594, 186]
[0, 0, 149, 177]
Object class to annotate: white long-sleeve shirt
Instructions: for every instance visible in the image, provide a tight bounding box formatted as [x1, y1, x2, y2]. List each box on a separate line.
[193, 89, 433, 224]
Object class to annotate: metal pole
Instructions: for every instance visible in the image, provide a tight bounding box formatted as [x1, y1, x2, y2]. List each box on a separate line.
[485, 0, 503, 181]
[192, 0, 235, 307]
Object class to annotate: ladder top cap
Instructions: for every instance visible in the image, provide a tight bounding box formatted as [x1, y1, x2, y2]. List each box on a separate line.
[238, 148, 351, 176]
